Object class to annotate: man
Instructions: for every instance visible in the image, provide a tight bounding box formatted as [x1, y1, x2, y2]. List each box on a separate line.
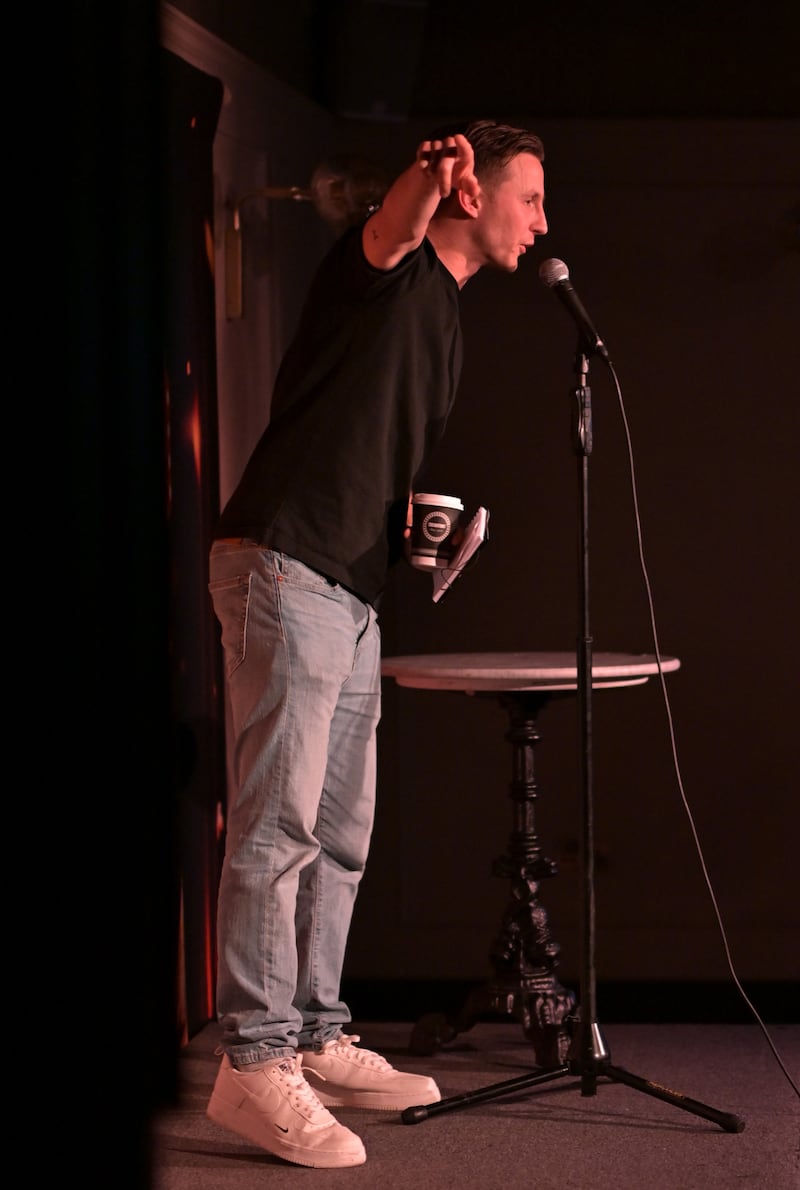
[206, 119, 547, 1168]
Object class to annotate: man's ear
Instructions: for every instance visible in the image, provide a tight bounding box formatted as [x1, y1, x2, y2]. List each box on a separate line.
[457, 186, 481, 219]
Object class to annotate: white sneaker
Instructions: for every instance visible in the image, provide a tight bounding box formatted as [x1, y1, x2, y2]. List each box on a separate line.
[300, 1034, 441, 1111]
[207, 1053, 366, 1168]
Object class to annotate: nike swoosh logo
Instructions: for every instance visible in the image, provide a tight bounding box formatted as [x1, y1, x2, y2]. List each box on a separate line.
[276, 1125, 289, 1133]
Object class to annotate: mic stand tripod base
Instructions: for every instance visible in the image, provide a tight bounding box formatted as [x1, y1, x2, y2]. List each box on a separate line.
[401, 1014, 745, 1132]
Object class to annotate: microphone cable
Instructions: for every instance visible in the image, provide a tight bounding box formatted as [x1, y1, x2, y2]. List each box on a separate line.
[607, 359, 799, 1101]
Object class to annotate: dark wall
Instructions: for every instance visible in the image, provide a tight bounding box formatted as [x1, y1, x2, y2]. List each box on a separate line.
[168, 0, 800, 120]
[340, 116, 800, 991]
[160, 3, 800, 1012]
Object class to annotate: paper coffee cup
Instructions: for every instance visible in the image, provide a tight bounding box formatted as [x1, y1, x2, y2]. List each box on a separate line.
[409, 493, 464, 569]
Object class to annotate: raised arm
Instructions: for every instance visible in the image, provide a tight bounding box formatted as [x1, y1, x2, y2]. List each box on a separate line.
[362, 135, 479, 271]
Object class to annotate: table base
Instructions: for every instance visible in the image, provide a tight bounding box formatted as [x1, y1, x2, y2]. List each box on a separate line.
[409, 691, 577, 1066]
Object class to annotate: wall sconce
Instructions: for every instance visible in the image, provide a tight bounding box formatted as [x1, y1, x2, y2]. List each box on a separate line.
[225, 185, 310, 320]
[225, 154, 390, 320]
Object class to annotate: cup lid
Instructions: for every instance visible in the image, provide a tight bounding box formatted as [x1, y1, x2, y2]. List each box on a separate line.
[413, 493, 463, 509]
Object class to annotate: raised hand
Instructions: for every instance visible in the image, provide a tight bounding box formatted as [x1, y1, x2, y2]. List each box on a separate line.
[417, 135, 479, 198]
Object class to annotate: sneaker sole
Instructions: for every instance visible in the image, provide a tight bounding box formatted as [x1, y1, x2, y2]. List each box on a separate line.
[207, 1094, 366, 1168]
[314, 1087, 442, 1111]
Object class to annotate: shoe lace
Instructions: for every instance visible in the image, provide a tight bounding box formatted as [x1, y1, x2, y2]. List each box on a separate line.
[323, 1034, 392, 1071]
[276, 1057, 333, 1122]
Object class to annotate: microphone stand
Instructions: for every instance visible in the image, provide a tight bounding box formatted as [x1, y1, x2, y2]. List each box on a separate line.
[400, 341, 744, 1132]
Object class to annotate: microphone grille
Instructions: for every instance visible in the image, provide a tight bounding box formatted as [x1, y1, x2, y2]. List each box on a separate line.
[538, 257, 569, 287]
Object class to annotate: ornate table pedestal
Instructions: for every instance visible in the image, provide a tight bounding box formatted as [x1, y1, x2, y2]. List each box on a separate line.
[381, 651, 680, 1068]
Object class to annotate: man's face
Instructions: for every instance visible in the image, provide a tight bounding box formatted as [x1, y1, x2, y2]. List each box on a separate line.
[475, 152, 547, 271]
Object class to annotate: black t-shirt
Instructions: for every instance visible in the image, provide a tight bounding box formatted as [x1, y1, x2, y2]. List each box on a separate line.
[216, 224, 463, 605]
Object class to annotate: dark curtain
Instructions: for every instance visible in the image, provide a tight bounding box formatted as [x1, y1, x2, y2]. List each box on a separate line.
[68, 6, 192, 1188]
[161, 48, 226, 1042]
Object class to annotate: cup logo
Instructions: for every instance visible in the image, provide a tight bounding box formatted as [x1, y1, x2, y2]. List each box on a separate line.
[422, 511, 452, 544]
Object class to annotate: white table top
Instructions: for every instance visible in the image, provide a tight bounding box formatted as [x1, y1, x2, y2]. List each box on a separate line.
[381, 650, 680, 692]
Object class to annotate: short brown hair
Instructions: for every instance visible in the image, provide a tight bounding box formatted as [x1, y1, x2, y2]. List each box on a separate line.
[430, 119, 544, 186]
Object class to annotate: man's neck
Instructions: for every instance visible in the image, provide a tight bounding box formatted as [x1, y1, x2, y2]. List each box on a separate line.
[426, 223, 482, 290]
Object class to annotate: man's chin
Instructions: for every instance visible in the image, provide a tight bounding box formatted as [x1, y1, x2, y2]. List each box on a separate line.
[484, 249, 523, 273]
[489, 256, 519, 273]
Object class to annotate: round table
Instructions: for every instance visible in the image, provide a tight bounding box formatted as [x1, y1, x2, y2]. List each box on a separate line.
[381, 649, 680, 691]
[381, 651, 681, 1065]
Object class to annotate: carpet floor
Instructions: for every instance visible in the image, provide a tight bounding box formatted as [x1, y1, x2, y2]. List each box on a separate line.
[152, 1017, 799, 1189]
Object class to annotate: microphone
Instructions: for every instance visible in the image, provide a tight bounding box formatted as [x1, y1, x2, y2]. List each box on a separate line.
[538, 258, 610, 362]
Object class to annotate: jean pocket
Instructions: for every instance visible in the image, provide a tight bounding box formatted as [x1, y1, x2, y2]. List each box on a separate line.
[209, 571, 252, 676]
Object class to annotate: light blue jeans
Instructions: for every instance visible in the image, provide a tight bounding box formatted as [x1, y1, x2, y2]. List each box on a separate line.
[208, 541, 381, 1065]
